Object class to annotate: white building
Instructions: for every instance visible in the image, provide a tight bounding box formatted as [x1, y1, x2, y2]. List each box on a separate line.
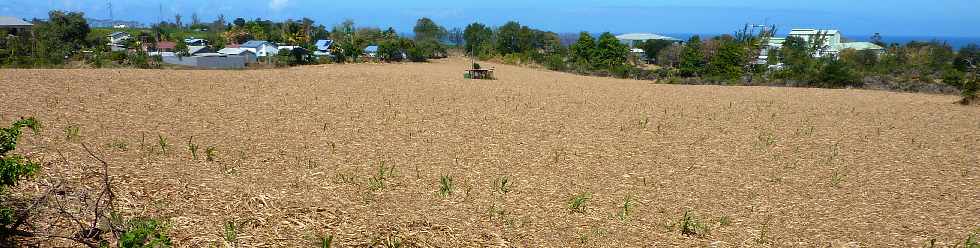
[615, 33, 682, 48]
[757, 29, 886, 64]
[240, 40, 279, 57]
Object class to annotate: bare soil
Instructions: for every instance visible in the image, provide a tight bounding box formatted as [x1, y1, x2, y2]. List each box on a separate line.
[2, 58, 978, 247]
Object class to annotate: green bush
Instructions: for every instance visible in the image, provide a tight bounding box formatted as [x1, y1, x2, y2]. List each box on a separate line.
[817, 59, 862, 88]
[942, 69, 966, 88]
[961, 79, 978, 105]
[0, 117, 41, 229]
[544, 54, 566, 71]
[118, 218, 172, 248]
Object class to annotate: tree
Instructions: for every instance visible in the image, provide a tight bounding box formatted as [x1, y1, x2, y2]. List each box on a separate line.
[496, 21, 523, 55]
[679, 35, 706, 77]
[175, 39, 189, 57]
[954, 44, 979, 72]
[870, 33, 885, 47]
[233, 18, 246, 28]
[413, 17, 446, 43]
[638, 39, 674, 63]
[780, 36, 817, 80]
[463, 22, 493, 56]
[706, 38, 746, 80]
[174, 14, 182, 28]
[657, 44, 683, 68]
[33, 11, 90, 64]
[211, 14, 227, 32]
[191, 13, 201, 26]
[593, 32, 628, 69]
[569, 32, 595, 65]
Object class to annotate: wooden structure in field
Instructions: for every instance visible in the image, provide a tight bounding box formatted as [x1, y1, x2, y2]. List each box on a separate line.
[465, 68, 495, 80]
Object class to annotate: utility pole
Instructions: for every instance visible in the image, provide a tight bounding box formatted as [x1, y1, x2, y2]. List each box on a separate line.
[107, 0, 113, 24]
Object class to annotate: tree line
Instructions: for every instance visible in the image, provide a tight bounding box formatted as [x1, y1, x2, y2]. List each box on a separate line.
[461, 22, 979, 98]
[0, 11, 456, 68]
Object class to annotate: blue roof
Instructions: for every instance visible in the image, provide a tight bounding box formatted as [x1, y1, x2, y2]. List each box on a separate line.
[314, 40, 333, 51]
[241, 40, 272, 48]
[364, 45, 379, 52]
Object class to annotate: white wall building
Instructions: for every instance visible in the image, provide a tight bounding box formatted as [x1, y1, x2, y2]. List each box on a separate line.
[240, 40, 279, 57]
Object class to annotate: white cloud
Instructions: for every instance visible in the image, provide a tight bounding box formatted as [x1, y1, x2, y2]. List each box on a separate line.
[269, 0, 288, 11]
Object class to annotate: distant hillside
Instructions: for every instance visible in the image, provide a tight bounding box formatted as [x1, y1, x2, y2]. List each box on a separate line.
[86, 18, 142, 28]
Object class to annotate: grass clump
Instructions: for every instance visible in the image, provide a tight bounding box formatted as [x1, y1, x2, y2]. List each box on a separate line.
[568, 192, 592, 213]
[64, 124, 80, 142]
[368, 161, 395, 191]
[679, 210, 710, 238]
[118, 218, 172, 248]
[157, 134, 169, 154]
[617, 195, 634, 221]
[438, 175, 454, 197]
[205, 146, 217, 162]
[493, 176, 511, 194]
[319, 234, 333, 248]
[186, 136, 198, 160]
[223, 220, 237, 245]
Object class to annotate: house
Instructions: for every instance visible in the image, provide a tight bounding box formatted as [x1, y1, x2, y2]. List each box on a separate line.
[364, 45, 379, 57]
[615, 33, 682, 48]
[757, 28, 889, 65]
[187, 46, 211, 55]
[161, 53, 247, 69]
[106, 31, 132, 51]
[240, 40, 278, 57]
[184, 38, 207, 46]
[314, 40, 333, 56]
[787, 29, 843, 57]
[107, 31, 131, 45]
[217, 48, 257, 64]
[278, 45, 302, 52]
[0, 16, 32, 36]
[143, 41, 176, 56]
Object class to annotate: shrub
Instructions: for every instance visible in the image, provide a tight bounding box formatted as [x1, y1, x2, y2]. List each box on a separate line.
[118, 218, 172, 248]
[679, 210, 710, 238]
[0, 118, 41, 228]
[568, 192, 591, 213]
[961, 79, 978, 105]
[544, 54, 567, 71]
[942, 69, 965, 88]
[817, 59, 862, 88]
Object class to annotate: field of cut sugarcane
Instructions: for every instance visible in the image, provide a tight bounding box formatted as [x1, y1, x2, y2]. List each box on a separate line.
[2, 58, 978, 247]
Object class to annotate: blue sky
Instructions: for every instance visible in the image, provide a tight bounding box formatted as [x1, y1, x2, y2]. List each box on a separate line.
[1, 0, 978, 37]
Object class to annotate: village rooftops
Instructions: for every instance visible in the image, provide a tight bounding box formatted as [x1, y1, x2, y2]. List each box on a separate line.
[241, 40, 275, 48]
[0, 16, 32, 27]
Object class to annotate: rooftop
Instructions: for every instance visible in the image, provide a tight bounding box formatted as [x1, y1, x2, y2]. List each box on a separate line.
[315, 40, 334, 51]
[0, 16, 32, 27]
[615, 33, 681, 41]
[789, 29, 841, 36]
[241, 40, 273, 48]
[838, 42, 885, 51]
